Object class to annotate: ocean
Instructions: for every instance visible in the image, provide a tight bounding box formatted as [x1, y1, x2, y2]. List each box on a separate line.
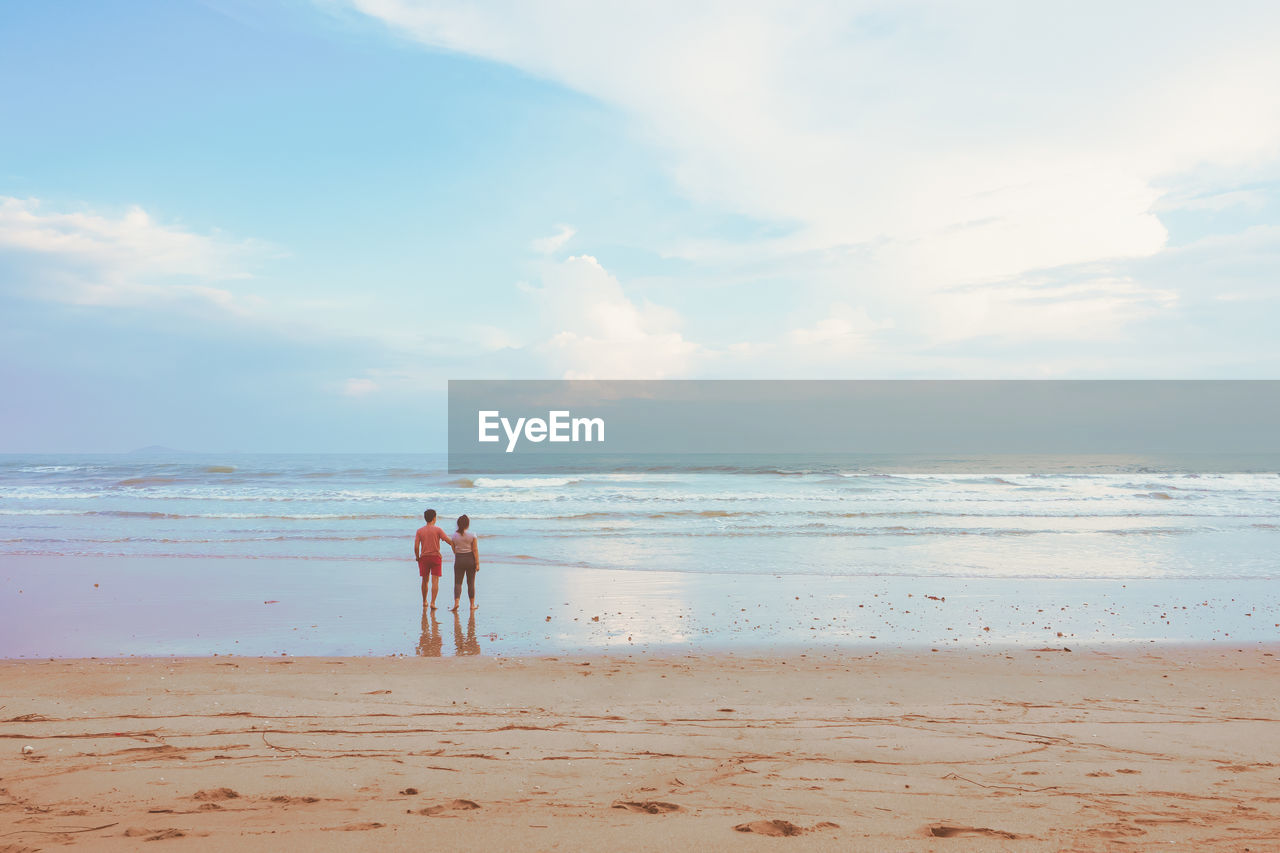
[2, 452, 1278, 656]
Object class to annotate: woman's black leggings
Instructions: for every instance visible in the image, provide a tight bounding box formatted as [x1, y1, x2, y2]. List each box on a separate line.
[453, 553, 477, 601]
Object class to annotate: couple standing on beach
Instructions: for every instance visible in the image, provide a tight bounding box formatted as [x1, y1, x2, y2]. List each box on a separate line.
[413, 509, 480, 612]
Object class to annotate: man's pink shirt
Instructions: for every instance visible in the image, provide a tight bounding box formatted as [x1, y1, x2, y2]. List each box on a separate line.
[415, 524, 448, 556]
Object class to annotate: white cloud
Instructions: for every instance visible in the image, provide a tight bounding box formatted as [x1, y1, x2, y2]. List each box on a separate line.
[927, 276, 1179, 345]
[787, 304, 891, 356]
[1136, 224, 1280, 304]
[348, 2, 1280, 283]
[530, 223, 576, 255]
[1155, 188, 1269, 213]
[342, 377, 380, 396]
[347, 0, 1280, 369]
[0, 196, 260, 310]
[528, 254, 698, 378]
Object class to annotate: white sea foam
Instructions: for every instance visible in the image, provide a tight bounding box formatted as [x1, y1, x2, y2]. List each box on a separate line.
[472, 477, 581, 488]
[2, 454, 1277, 580]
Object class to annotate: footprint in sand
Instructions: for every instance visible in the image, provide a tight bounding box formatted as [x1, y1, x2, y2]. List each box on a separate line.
[736, 821, 803, 837]
[124, 828, 186, 841]
[322, 822, 385, 831]
[734, 820, 839, 836]
[192, 788, 239, 801]
[613, 801, 682, 814]
[146, 829, 186, 841]
[1089, 822, 1147, 838]
[411, 799, 481, 816]
[927, 824, 1021, 839]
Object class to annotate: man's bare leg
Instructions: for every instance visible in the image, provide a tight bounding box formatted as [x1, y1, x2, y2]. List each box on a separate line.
[420, 576, 429, 609]
[429, 575, 439, 609]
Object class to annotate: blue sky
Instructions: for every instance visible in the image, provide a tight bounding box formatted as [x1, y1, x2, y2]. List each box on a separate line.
[2, 0, 1278, 451]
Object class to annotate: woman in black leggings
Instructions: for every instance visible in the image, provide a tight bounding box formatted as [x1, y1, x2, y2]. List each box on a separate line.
[448, 514, 479, 612]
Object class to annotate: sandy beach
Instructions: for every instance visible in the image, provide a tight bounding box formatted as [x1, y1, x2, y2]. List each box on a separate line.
[2, 647, 1278, 851]
[9, 0, 1280, 847]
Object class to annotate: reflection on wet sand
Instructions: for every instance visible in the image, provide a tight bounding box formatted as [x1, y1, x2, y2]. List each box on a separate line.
[415, 611, 482, 656]
[454, 610, 481, 656]
[416, 612, 443, 657]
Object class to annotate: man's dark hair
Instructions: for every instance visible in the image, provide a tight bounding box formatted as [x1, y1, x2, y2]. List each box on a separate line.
[424, 509, 436, 522]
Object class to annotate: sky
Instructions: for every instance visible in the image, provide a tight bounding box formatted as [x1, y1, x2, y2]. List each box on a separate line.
[2, 0, 1278, 452]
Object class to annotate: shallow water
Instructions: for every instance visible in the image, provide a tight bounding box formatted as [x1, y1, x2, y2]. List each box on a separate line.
[3, 557, 1277, 657]
[2, 452, 1278, 656]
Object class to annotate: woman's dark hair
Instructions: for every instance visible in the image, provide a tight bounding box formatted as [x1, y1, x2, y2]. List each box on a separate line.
[423, 509, 436, 522]
[456, 514, 470, 532]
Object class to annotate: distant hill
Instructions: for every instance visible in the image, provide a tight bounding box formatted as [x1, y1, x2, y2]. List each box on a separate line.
[128, 445, 189, 455]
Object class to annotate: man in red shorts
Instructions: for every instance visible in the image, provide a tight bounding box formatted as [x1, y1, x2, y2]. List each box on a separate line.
[414, 509, 453, 610]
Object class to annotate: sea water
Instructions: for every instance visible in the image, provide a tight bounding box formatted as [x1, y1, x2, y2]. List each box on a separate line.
[2, 453, 1278, 656]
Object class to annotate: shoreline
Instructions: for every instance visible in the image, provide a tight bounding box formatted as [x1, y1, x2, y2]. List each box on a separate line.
[2, 647, 1278, 850]
[4, 555, 1278, 658]
[7, 636, 1280, 663]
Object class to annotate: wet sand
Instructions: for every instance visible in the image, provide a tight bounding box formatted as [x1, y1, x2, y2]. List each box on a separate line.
[6, 555, 1279, 657]
[2, 647, 1278, 851]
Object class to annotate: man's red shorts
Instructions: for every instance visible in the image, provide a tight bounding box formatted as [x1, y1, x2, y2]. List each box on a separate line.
[418, 554, 442, 578]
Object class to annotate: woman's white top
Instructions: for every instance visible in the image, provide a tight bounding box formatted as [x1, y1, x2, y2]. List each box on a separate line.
[452, 530, 476, 554]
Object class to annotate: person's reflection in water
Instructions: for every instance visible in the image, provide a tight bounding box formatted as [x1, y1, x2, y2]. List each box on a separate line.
[453, 610, 481, 656]
[416, 611, 443, 657]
